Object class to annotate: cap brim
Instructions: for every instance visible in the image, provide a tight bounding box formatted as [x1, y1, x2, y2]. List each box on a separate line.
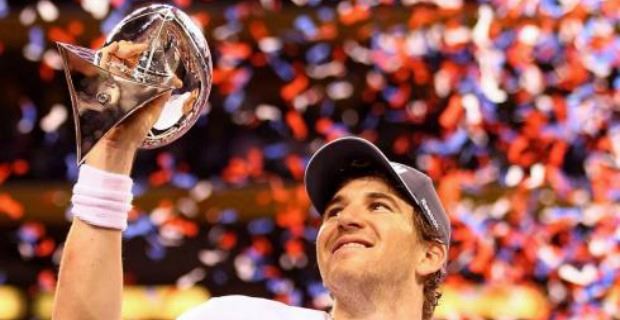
[305, 136, 407, 214]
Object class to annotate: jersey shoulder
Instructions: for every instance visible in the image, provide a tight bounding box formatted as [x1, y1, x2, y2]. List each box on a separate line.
[177, 295, 328, 320]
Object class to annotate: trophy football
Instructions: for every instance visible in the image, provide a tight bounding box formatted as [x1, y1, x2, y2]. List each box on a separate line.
[57, 4, 212, 164]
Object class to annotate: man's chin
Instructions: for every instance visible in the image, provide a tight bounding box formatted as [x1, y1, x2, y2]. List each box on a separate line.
[326, 260, 371, 283]
[324, 265, 379, 297]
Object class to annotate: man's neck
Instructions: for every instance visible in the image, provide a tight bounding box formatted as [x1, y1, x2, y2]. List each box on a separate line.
[328, 280, 424, 320]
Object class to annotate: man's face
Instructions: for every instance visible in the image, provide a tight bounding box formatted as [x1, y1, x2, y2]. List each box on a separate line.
[316, 176, 427, 291]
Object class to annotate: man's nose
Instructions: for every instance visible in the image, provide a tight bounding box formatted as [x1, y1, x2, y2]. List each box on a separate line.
[336, 204, 365, 231]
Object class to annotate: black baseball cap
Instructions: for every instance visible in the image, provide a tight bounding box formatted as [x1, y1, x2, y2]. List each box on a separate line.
[304, 136, 450, 246]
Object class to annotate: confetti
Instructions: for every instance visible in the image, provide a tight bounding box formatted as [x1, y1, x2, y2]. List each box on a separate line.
[1, 1, 620, 318]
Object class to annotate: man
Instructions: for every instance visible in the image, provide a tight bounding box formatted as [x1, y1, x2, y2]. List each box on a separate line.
[53, 43, 450, 320]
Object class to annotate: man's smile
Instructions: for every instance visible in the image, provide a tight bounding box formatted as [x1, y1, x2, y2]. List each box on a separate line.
[331, 235, 374, 254]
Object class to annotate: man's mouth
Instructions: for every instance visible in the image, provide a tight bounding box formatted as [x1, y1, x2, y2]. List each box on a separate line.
[332, 237, 373, 254]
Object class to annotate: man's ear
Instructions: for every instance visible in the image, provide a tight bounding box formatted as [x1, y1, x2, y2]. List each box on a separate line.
[415, 242, 447, 277]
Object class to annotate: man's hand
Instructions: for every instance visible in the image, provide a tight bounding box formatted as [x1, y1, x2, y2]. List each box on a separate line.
[86, 40, 171, 174]
[100, 40, 148, 72]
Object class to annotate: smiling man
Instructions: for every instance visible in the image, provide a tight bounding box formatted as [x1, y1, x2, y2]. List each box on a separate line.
[305, 136, 451, 320]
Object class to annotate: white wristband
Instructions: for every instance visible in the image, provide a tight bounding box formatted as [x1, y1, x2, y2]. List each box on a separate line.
[71, 164, 134, 231]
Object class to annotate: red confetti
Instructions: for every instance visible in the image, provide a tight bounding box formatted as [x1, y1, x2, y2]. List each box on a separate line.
[0, 193, 24, 220]
[280, 75, 309, 102]
[48, 27, 75, 44]
[285, 111, 308, 140]
[12, 159, 29, 176]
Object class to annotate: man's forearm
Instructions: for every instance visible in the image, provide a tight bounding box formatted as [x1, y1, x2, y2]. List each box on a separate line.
[53, 149, 136, 320]
[84, 142, 137, 175]
[53, 220, 123, 320]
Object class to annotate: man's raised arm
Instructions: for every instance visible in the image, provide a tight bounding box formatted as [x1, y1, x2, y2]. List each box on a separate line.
[53, 91, 168, 319]
[52, 40, 169, 319]
[52, 145, 133, 320]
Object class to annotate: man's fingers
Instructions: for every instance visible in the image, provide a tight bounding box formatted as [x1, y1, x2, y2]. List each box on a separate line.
[105, 42, 119, 54]
[116, 42, 149, 59]
[98, 41, 147, 70]
[136, 91, 170, 127]
[182, 91, 198, 113]
[151, 91, 172, 110]
[98, 42, 119, 67]
[100, 51, 110, 67]
[171, 75, 183, 89]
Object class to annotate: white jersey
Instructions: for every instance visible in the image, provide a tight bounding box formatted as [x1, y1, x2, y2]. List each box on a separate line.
[178, 295, 330, 320]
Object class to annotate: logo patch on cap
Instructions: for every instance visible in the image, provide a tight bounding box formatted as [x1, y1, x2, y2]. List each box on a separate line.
[390, 163, 408, 175]
[420, 198, 439, 229]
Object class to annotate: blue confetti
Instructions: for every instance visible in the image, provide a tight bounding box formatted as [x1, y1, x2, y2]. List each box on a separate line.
[146, 234, 166, 261]
[132, 180, 148, 198]
[0, 0, 7, 19]
[264, 143, 289, 160]
[101, 10, 125, 34]
[124, 215, 155, 239]
[248, 217, 275, 235]
[267, 56, 294, 81]
[267, 278, 291, 294]
[18, 100, 37, 134]
[307, 281, 328, 297]
[17, 226, 39, 244]
[316, 7, 334, 22]
[319, 100, 334, 117]
[294, 15, 317, 39]
[64, 153, 78, 181]
[171, 172, 198, 189]
[303, 226, 318, 242]
[28, 26, 45, 48]
[306, 43, 331, 64]
[219, 209, 239, 224]
[224, 91, 245, 113]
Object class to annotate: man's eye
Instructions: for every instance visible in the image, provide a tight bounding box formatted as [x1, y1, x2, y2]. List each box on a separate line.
[370, 202, 391, 212]
[325, 207, 342, 218]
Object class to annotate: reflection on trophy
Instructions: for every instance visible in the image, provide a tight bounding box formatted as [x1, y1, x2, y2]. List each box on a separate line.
[57, 4, 212, 163]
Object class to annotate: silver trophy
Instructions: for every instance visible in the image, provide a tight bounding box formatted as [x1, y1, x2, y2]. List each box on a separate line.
[57, 4, 212, 163]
